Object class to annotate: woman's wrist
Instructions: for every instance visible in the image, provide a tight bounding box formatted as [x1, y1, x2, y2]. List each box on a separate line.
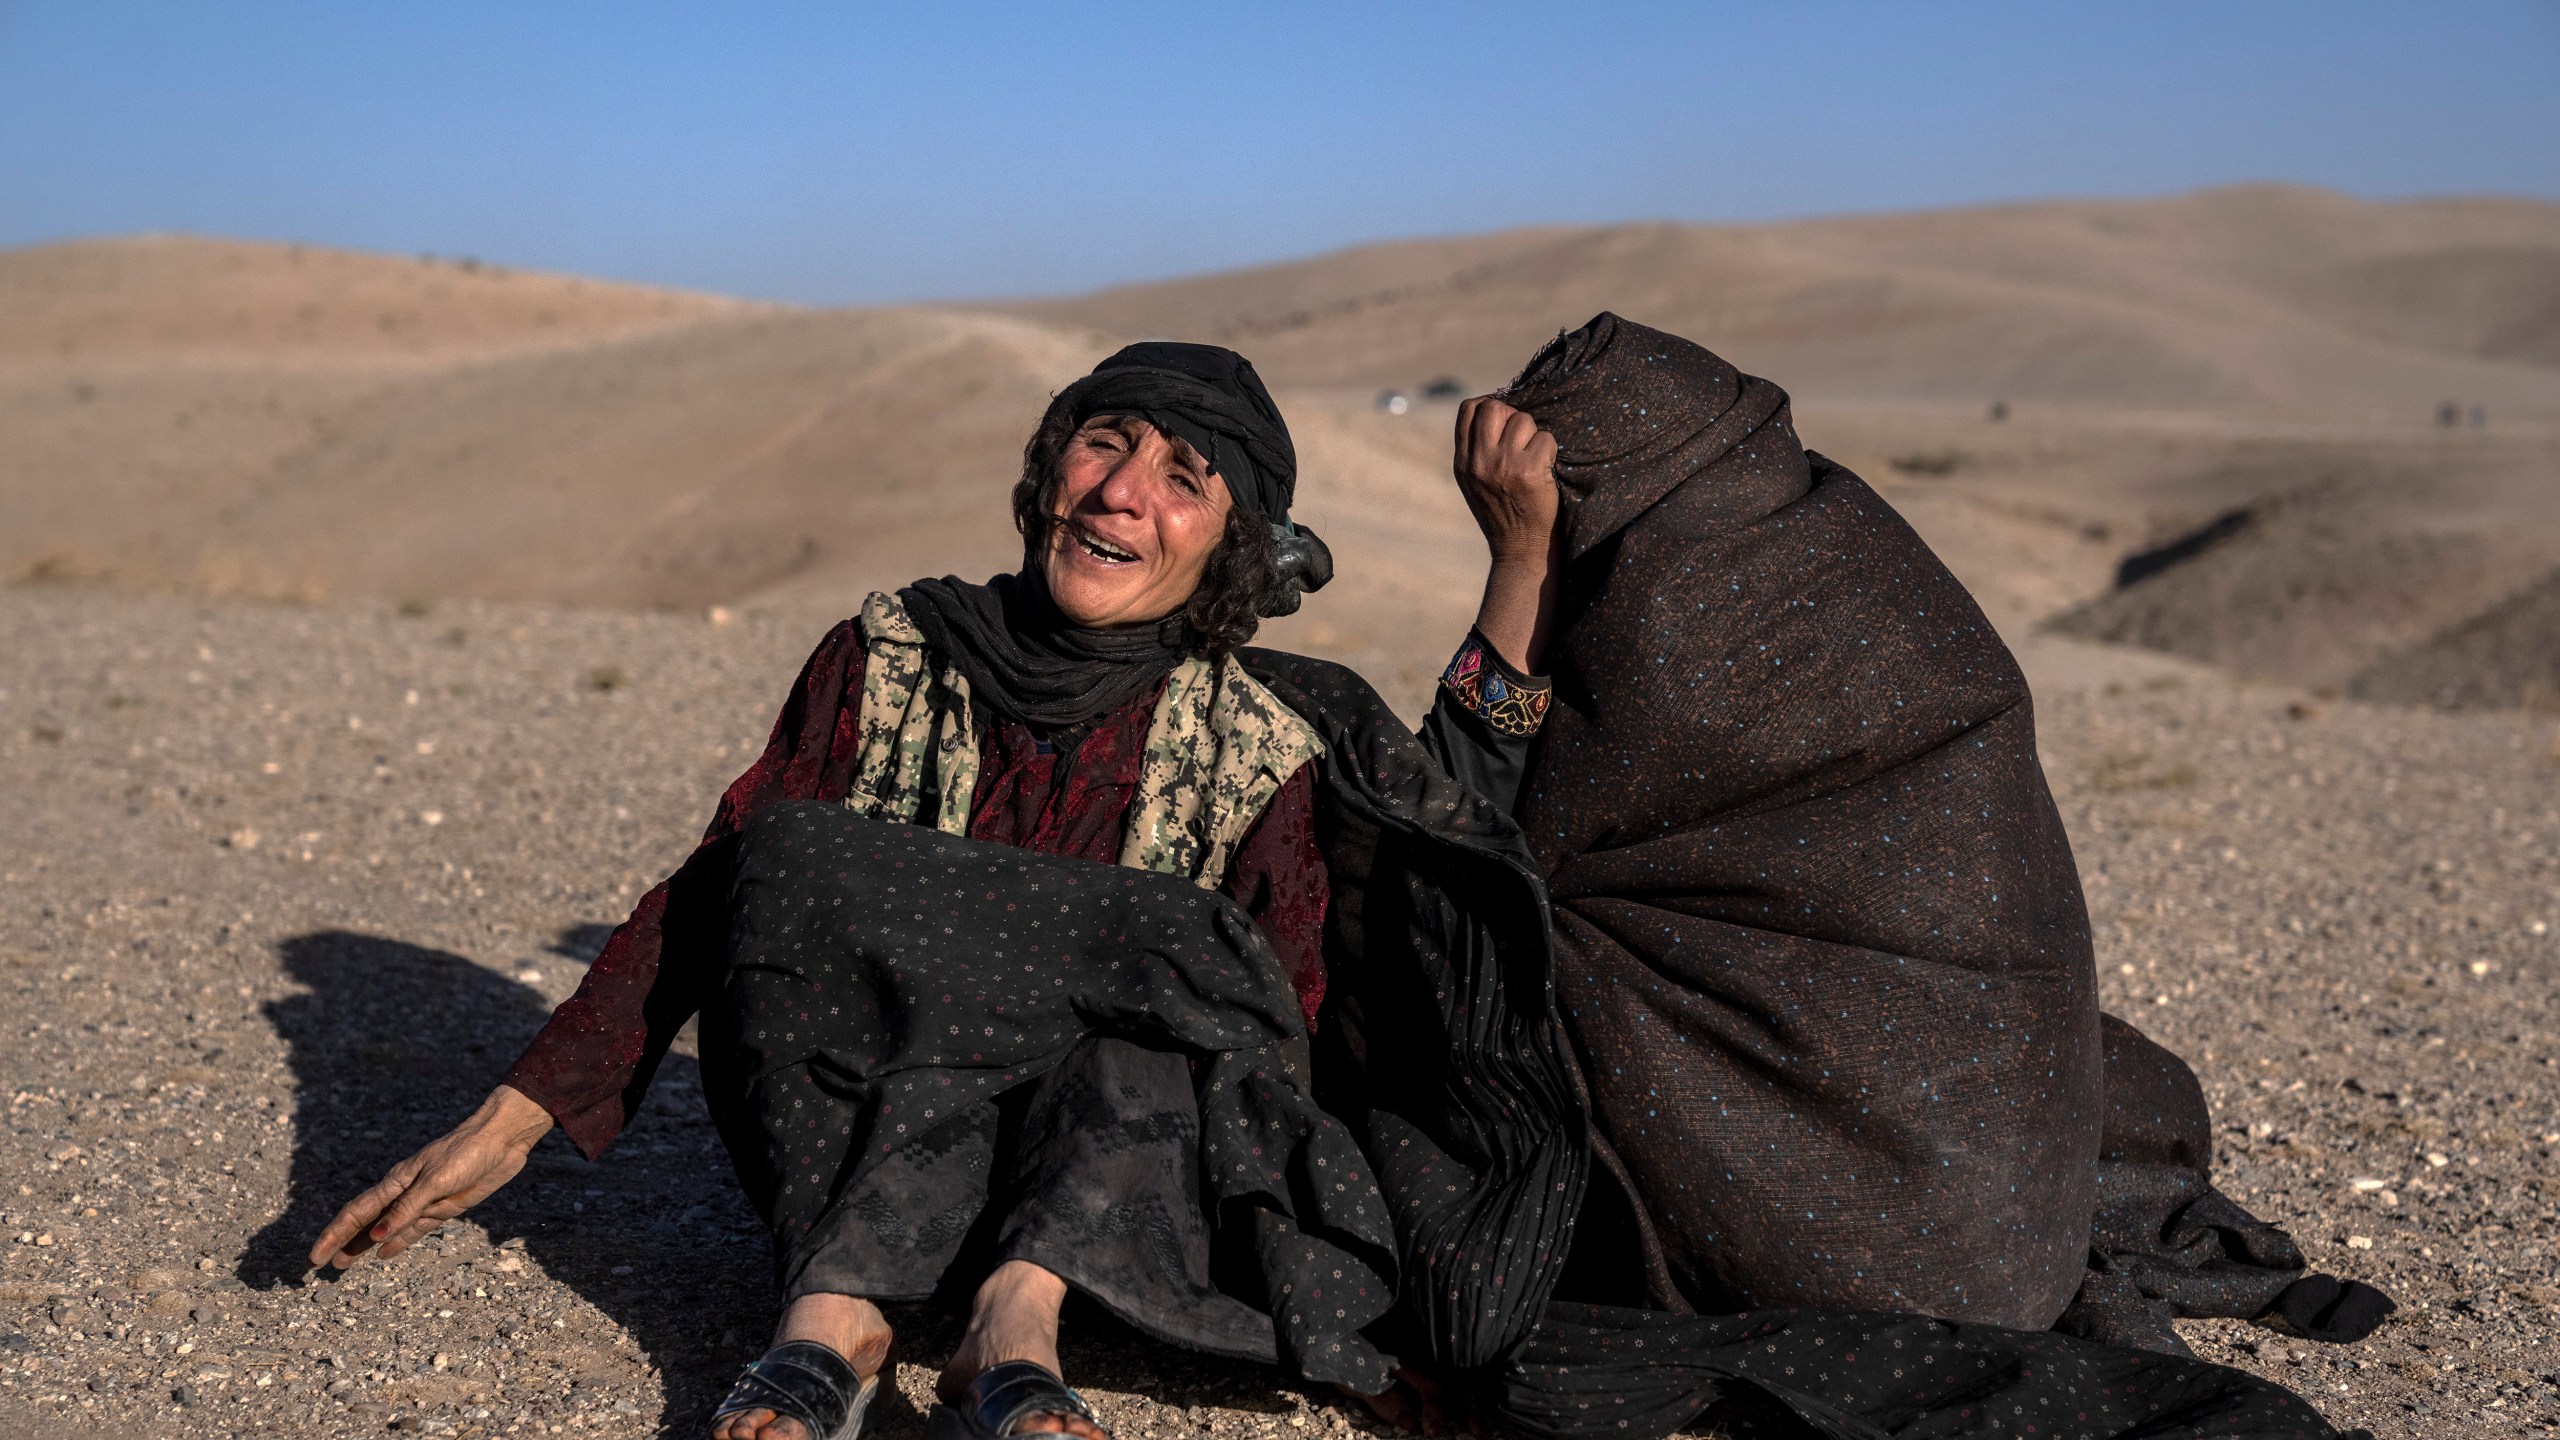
[474, 1084, 557, 1152]
[1474, 554, 1558, 674]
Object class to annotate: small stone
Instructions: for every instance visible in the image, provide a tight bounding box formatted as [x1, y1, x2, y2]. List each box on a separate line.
[128, 1266, 188, 1293]
[707, 606, 735, 626]
[419, 810, 445, 827]
[2469, 960, 2493, 978]
[2349, 1177, 2388, 1192]
[2426, 1152, 2449, 1168]
[226, 827, 260, 850]
[173, 1384, 195, 1405]
[2346, 1235, 2374, 1250]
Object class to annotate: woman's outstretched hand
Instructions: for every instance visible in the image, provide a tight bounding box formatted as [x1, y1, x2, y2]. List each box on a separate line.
[309, 1084, 556, 1271]
[1451, 395, 1563, 673]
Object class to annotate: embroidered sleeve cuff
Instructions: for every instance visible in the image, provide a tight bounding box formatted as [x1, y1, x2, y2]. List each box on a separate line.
[1439, 630, 1552, 737]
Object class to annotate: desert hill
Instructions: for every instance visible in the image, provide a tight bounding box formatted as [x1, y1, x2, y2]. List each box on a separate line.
[1006, 185, 2560, 426]
[5, 189, 2556, 711]
[0, 233, 755, 370]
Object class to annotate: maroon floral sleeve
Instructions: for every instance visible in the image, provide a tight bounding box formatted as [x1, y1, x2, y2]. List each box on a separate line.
[503, 619, 870, 1157]
[1219, 761, 1330, 1028]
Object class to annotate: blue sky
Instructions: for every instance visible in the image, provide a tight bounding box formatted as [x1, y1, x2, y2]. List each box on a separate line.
[2, 2, 2554, 303]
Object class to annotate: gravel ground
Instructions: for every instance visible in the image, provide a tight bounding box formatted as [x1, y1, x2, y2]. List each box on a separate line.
[2, 585, 2554, 1439]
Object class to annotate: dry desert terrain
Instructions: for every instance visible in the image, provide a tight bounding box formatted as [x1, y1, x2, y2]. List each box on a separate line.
[3, 185, 2557, 1438]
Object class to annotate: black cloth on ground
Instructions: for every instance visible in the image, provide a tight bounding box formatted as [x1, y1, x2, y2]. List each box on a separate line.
[780, 1028, 1284, 1361]
[2059, 1015, 2396, 1351]
[701, 801, 1400, 1392]
[900, 572, 1188, 730]
[704, 773, 2365, 1438]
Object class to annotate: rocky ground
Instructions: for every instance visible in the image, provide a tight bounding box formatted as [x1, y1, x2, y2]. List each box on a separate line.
[2, 584, 2556, 1439]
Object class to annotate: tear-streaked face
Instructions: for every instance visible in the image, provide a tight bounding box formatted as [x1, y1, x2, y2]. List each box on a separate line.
[1042, 415, 1234, 628]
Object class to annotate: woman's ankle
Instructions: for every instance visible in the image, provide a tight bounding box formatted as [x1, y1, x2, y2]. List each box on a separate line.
[975, 1259, 1068, 1314]
[774, 1292, 894, 1375]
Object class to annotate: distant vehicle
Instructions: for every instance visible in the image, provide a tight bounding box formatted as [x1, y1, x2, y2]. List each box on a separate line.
[1987, 399, 2010, 422]
[1421, 377, 1466, 400]
[1377, 390, 1410, 415]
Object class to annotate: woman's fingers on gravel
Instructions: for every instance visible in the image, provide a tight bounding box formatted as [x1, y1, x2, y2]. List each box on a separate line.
[311, 1172, 408, 1267]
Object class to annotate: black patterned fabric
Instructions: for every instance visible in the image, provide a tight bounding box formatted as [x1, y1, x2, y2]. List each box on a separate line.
[2059, 1016, 2394, 1351]
[696, 676, 2369, 1438]
[699, 800, 1400, 1392]
[1501, 1304, 2354, 1440]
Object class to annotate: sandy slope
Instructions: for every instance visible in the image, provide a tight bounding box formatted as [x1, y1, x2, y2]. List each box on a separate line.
[7, 187, 2557, 708]
[0, 234, 753, 372]
[1005, 186, 2560, 425]
[8, 189, 2558, 689]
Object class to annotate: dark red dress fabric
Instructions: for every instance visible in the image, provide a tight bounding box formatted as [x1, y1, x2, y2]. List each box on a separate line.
[503, 618, 1328, 1156]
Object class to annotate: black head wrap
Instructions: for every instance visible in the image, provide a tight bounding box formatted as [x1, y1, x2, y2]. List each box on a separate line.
[1042, 342, 1333, 614]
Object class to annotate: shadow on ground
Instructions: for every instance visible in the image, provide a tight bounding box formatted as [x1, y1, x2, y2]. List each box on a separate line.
[237, 929, 778, 1431]
[235, 928, 1320, 1436]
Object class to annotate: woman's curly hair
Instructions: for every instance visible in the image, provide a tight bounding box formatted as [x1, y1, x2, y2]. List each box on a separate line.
[1012, 407, 1281, 659]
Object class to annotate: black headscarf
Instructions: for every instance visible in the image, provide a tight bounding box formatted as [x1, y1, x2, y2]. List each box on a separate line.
[1043, 342, 1334, 613]
[1050, 342, 1296, 521]
[899, 571, 1187, 731]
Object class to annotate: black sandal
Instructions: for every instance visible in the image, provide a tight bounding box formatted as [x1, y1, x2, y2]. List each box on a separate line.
[926, 1360, 1105, 1439]
[713, 1339, 882, 1440]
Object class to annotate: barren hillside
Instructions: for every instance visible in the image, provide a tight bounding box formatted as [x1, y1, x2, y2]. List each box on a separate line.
[0, 234, 754, 370]
[1006, 186, 2560, 425]
[5, 190, 2555, 711]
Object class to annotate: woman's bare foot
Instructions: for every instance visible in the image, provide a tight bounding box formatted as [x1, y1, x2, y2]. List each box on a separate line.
[936, 1260, 1109, 1439]
[711, 1293, 894, 1440]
